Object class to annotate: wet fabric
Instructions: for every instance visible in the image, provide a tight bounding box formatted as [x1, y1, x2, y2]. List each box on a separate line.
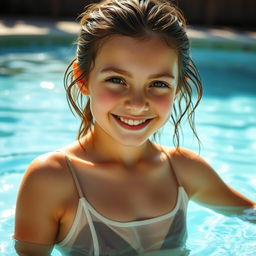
[55, 150, 189, 256]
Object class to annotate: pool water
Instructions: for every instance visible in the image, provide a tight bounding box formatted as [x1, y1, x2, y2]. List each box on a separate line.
[0, 45, 256, 256]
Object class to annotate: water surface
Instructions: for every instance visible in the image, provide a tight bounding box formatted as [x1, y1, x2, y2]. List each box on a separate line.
[0, 46, 256, 255]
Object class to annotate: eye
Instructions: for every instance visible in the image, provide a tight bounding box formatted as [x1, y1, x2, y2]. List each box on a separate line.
[150, 81, 170, 88]
[105, 77, 126, 85]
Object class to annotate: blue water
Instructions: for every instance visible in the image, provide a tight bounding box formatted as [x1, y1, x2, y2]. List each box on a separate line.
[0, 45, 256, 255]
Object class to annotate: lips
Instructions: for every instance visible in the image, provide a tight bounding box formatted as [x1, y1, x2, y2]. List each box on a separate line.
[112, 114, 153, 130]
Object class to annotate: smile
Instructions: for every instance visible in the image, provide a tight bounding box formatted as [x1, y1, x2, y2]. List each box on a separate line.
[112, 114, 153, 130]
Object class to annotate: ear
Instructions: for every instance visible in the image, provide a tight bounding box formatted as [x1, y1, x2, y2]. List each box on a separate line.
[73, 61, 89, 95]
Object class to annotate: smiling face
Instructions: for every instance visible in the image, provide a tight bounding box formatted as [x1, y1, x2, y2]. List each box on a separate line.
[83, 34, 179, 147]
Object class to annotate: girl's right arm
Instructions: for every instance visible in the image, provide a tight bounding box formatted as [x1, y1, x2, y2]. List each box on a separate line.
[14, 153, 70, 256]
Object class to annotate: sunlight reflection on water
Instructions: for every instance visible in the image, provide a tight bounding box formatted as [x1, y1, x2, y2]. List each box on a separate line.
[0, 46, 255, 255]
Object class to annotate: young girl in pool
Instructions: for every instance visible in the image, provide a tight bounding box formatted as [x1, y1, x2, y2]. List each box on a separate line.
[14, 0, 256, 255]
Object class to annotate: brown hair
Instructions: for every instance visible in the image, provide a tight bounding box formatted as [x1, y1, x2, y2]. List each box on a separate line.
[64, 0, 202, 151]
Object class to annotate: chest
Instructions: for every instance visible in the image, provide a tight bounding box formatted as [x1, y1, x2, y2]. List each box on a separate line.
[77, 161, 178, 221]
[57, 160, 179, 242]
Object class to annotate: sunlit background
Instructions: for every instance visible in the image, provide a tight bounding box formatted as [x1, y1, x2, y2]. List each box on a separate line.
[0, 1, 256, 255]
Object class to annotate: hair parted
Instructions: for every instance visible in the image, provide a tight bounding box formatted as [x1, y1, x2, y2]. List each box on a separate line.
[64, 0, 202, 151]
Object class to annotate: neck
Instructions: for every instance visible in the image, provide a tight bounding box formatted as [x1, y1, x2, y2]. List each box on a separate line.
[81, 126, 155, 167]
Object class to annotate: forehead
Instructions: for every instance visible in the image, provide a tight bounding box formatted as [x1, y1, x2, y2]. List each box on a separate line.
[93, 35, 178, 73]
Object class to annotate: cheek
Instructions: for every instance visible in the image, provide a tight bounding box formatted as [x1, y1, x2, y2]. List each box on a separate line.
[153, 94, 175, 116]
[91, 88, 121, 111]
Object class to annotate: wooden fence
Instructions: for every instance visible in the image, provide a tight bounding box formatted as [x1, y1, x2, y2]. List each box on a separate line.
[1, 0, 255, 28]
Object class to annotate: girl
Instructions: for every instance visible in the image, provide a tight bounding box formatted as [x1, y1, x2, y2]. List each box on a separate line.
[14, 0, 255, 255]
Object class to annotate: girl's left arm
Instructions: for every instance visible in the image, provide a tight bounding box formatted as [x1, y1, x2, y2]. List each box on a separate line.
[171, 148, 256, 223]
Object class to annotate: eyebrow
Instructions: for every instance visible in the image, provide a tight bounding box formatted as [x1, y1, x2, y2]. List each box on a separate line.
[100, 67, 175, 79]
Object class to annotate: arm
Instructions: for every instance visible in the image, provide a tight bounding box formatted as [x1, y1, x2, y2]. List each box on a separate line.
[171, 148, 256, 223]
[14, 240, 54, 256]
[14, 153, 69, 255]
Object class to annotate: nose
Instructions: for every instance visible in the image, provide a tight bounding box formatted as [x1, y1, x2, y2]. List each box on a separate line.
[124, 90, 149, 113]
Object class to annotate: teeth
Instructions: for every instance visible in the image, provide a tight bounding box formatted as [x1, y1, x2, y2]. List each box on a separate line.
[119, 116, 147, 126]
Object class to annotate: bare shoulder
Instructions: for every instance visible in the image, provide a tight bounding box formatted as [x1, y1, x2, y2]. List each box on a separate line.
[162, 146, 206, 169]
[162, 147, 218, 199]
[15, 151, 76, 244]
[22, 151, 72, 192]
[163, 147, 255, 210]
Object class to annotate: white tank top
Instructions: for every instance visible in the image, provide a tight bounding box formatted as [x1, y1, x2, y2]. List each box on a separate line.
[55, 150, 189, 256]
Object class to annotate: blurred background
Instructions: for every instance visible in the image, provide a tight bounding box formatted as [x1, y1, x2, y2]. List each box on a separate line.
[0, 1, 256, 256]
[0, 0, 256, 28]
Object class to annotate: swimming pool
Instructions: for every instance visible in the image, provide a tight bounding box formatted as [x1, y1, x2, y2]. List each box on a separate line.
[0, 45, 256, 255]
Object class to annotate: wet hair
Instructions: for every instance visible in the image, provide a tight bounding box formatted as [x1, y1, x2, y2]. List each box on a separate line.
[64, 0, 202, 151]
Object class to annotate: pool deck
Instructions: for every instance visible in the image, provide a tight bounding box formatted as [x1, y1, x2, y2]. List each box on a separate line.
[0, 18, 256, 49]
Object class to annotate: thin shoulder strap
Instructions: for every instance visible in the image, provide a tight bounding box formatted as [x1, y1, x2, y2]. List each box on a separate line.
[160, 146, 182, 187]
[55, 150, 100, 255]
[55, 150, 84, 199]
